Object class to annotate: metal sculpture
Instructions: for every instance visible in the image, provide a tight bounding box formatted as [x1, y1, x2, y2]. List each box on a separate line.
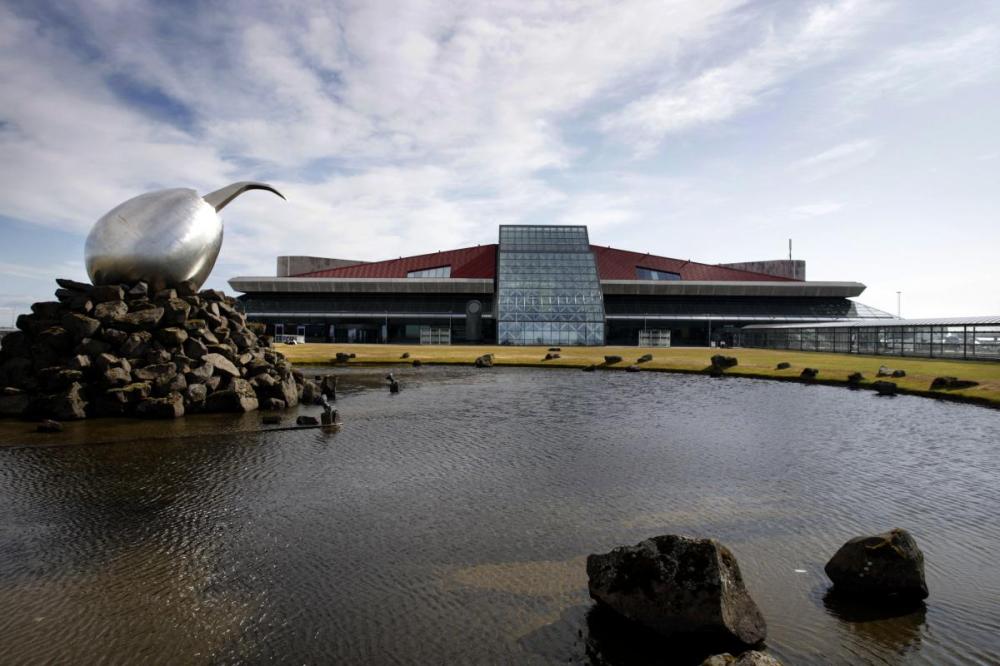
[85, 181, 285, 290]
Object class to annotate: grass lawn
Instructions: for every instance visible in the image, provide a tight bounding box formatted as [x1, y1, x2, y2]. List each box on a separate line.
[277, 343, 1000, 408]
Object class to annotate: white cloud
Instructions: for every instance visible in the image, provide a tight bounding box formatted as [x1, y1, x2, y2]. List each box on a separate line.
[791, 201, 844, 217]
[791, 138, 881, 180]
[601, 0, 888, 153]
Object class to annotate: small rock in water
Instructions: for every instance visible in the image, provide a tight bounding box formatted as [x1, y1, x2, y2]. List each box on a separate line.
[825, 528, 928, 601]
[847, 372, 864, 387]
[262, 415, 281, 425]
[411, 359, 422, 367]
[800, 367, 818, 380]
[625, 365, 640, 372]
[296, 415, 319, 426]
[587, 534, 767, 647]
[36, 419, 63, 433]
[702, 651, 783, 666]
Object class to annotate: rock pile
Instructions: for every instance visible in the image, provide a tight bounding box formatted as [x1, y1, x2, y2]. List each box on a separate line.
[0, 278, 314, 420]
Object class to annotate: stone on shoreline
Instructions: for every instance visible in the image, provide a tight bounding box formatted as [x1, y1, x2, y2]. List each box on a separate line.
[800, 367, 818, 380]
[474, 354, 494, 368]
[825, 528, 928, 601]
[587, 534, 767, 648]
[872, 380, 897, 396]
[711, 355, 738, 369]
[930, 376, 978, 390]
[775, 362, 791, 370]
[604, 355, 623, 364]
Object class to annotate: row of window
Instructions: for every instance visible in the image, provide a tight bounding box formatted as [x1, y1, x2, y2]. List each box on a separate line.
[407, 265, 452, 278]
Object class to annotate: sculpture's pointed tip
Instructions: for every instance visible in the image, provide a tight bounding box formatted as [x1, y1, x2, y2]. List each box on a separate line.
[203, 181, 285, 212]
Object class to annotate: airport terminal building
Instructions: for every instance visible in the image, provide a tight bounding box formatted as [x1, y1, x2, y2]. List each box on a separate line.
[229, 225, 893, 346]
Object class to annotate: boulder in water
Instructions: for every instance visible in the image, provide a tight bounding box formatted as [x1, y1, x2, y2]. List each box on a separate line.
[824, 528, 928, 601]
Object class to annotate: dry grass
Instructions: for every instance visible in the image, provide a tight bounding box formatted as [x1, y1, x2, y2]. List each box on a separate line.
[276, 343, 1000, 407]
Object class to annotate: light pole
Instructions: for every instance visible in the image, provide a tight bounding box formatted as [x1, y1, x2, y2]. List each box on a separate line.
[896, 291, 901, 318]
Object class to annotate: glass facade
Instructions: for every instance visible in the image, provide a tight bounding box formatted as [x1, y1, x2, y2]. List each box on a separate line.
[496, 225, 605, 345]
[738, 323, 1000, 360]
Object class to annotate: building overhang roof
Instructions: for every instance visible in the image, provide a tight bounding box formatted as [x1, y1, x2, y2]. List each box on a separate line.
[229, 276, 495, 295]
[600, 280, 866, 298]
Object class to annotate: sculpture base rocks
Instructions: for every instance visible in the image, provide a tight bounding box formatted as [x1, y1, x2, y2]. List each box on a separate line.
[0, 278, 317, 421]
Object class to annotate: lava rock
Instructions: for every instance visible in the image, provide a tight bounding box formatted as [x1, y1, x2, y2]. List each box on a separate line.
[133, 363, 177, 383]
[61, 313, 101, 339]
[891, 369, 906, 378]
[930, 376, 978, 390]
[604, 355, 623, 364]
[25, 382, 88, 420]
[126, 282, 149, 299]
[872, 380, 897, 396]
[93, 300, 128, 322]
[204, 377, 258, 413]
[474, 354, 494, 368]
[637, 353, 653, 363]
[56, 278, 92, 293]
[335, 352, 352, 363]
[825, 528, 928, 601]
[161, 298, 191, 326]
[775, 362, 791, 370]
[115, 307, 164, 331]
[0, 387, 30, 417]
[702, 651, 784, 666]
[544, 352, 560, 360]
[587, 534, 767, 647]
[202, 352, 239, 378]
[260, 397, 287, 411]
[411, 359, 422, 367]
[800, 367, 818, 380]
[401, 352, 410, 359]
[36, 419, 63, 433]
[136, 392, 185, 419]
[296, 415, 319, 426]
[711, 355, 738, 369]
[847, 372, 864, 387]
[156, 327, 189, 347]
[91, 285, 124, 303]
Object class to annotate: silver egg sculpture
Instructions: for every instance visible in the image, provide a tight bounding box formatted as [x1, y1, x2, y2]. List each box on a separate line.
[85, 181, 285, 290]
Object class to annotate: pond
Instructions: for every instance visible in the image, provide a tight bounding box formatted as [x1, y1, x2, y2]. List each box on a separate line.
[0, 366, 998, 664]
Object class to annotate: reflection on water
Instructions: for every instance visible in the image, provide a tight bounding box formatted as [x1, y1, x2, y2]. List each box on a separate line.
[1, 365, 999, 664]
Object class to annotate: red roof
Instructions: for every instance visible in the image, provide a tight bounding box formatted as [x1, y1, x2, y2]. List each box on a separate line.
[295, 243, 795, 282]
[591, 246, 795, 281]
[296, 245, 497, 279]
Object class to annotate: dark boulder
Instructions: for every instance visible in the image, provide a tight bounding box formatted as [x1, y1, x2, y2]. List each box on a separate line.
[38, 326, 72, 354]
[825, 528, 928, 601]
[101, 327, 128, 346]
[587, 535, 766, 647]
[25, 382, 88, 420]
[544, 352, 560, 360]
[260, 397, 287, 411]
[136, 392, 185, 419]
[38, 367, 84, 392]
[872, 380, 897, 396]
[91, 285, 124, 303]
[98, 366, 133, 389]
[891, 369, 906, 378]
[176, 281, 198, 297]
[126, 282, 149, 299]
[800, 368, 818, 380]
[847, 372, 864, 387]
[474, 354, 494, 368]
[296, 415, 319, 426]
[119, 331, 152, 358]
[335, 352, 352, 363]
[412, 359, 422, 367]
[92, 300, 128, 322]
[1, 357, 36, 390]
[76, 336, 113, 357]
[637, 353, 653, 363]
[204, 378, 258, 413]
[36, 419, 63, 433]
[401, 352, 410, 359]
[161, 298, 191, 326]
[604, 355, 623, 364]
[185, 361, 215, 384]
[184, 383, 207, 408]
[61, 313, 101, 339]
[31, 301, 64, 319]
[183, 336, 208, 359]
[202, 352, 239, 378]
[133, 362, 177, 383]
[56, 278, 92, 293]
[156, 326, 189, 348]
[702, 652, 783, 666]
[625, 365, 641, 373]
[0, 387, 30, 417]
[711, 355, 738, 369]
[775, 362, 791, 370]
[930, 376, 979, 390]
[115, 307, 164, 331]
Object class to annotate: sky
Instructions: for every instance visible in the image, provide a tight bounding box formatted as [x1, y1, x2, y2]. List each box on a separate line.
[1, 0, 998, 323]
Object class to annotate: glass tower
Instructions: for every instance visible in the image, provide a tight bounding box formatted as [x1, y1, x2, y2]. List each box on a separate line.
[496, 225, 606, 345]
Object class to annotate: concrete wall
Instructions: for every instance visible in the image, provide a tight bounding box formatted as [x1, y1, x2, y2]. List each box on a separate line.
[717, 260, 806, 281]
[276, 256, 366, 277]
